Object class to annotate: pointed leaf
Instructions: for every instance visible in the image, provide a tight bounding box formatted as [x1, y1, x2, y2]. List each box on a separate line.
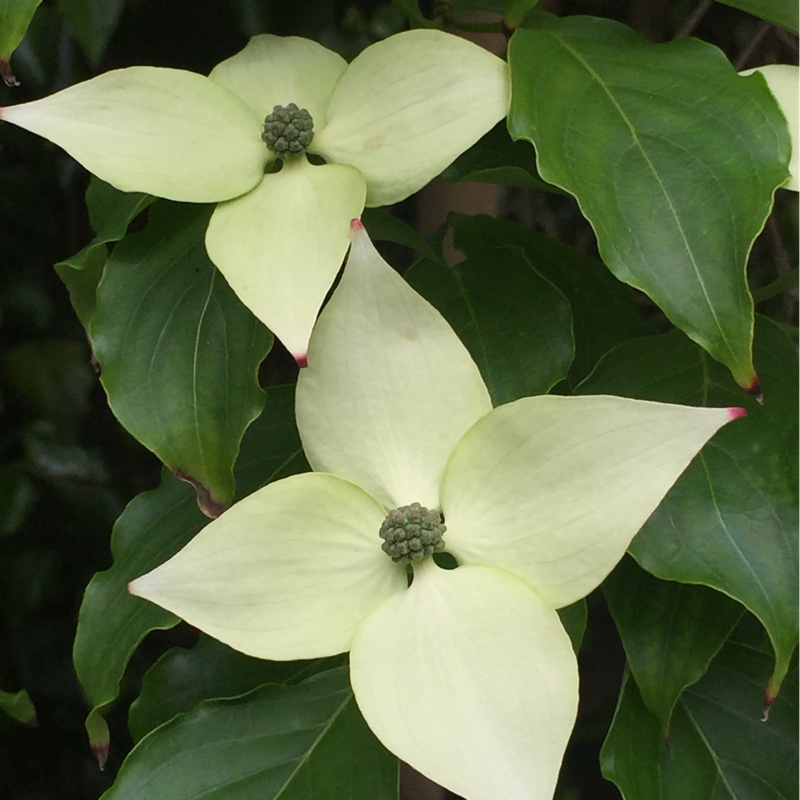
[441, 394, 738, 608]
[103, 667, 399, 800]
[129, 635, 344, 741]
[604, 556, 743, 734]
[1, 67, 266, 201]
[406, 245, 574, 404]
[601, 628, 798, 800]
[0, 689, 36, 726]
[578, 318, 798, 696]
[205, 158, 366, 362]
[351, 562, 578, 800]
[314, 29, 509, 206]
[508, 14, 791, 388]
[297, 221, 492, 511]
[91, 201, 272, 514]
[716, 0, 798, 34]
[73, 386, 309, 743]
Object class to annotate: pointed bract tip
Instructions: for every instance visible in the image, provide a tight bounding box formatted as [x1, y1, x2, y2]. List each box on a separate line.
[127, 580, 138, 596]
[350, 218, 364, 232]
[294, 352, 308, 368]
[727, 407, 747, 421]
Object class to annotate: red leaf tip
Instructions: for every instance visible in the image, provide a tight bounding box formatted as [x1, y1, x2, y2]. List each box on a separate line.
[92, 741, 109, 771]
[727, 407, 747, 421]
[350, 218, 364, 231]
[294, 353, 308, 368]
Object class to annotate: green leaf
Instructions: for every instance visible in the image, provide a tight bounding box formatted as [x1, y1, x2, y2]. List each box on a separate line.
[360, 207, 441, 263]
[0, 0, 43, 62]
[715, 0, 798, 34]
[508, 13, 791, 389]
[504, 0, 540, 28]
[443, 122, 558, 191]
[57, 0, 124, 65]
[55, 178, 153, 329]
[90, 201, 272, 515]
[604, 556, 743, 735]
[406, 244, 574, 404]
[448, 214, 648, 384]
[103, 667, 399, 800]
[73, 471, 206, 730]
[129, 635, 344, 742]
[0, 689, 36, 725]
[601, 626, 798, 800]
[73, 385, 308, 750]
[558, 599, 587, 654]
[579, 317, 798, 698]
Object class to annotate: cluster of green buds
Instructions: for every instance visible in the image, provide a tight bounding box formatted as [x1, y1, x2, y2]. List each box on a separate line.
[379, 502, 447, 563]
[262, 103, 314, 157]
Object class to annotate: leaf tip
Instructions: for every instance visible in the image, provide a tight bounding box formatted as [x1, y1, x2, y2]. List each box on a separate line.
[172, 468, 227, 519]
[743, 374, 763, 404]
[0, 61, 19, 88]
[92, 741, 109, 771]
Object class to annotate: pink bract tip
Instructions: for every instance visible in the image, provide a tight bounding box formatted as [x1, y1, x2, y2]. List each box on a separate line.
[126, 581, 135, 595]
[727, 407, 747, 421]
[350, 218, 364, 231]
[294, 353, 308, 368]
[743, 374, 763, 404]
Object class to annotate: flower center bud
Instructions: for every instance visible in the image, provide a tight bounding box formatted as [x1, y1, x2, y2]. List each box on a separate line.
[379, 502, 446, 564]
[262, 103, 314, 157]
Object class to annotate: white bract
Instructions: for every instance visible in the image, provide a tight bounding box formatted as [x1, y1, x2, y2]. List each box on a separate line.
[0, 32, 508, 362]
[129, 222, 743, 800]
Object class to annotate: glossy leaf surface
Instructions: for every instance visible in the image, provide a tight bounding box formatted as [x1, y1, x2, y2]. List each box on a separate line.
[605, 556, 743, 734]
[715, 0, 798, 33]
[91, 201, 272, 515]
[580, 319, 798, 695]
[602, 625, 798, 800]
[407, 244, 574, 404]
[104, 667, 398, 800]
[508, 13, 790, 388]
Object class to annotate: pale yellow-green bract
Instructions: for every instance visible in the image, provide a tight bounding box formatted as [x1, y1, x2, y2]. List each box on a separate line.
[129, 222, 742, 800]
[0, 31, 509, 361]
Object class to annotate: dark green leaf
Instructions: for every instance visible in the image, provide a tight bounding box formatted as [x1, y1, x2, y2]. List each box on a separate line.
[448, 214, 648, 383]
[73, 386, 309, 750]
[504, 0, 541, 28]
[129, 635, 345, 741]
[407, 245, 574, 404]
[55, 178, 153, 328]
[604, 556, 743, 735]
[361, 208, 441, 263]
[508, 14, 790, 389]
[90, 201, 272, 515]
[443, 122, 558, 191]
[558, 599, 587, 653]
[0, 0, 43, 61]
[57, 0, 124, 65]
[601, 626, 798, 800]
[579, 318, 798, 697]
[104, 667, 399, 800]
[715, 0, 798, 34]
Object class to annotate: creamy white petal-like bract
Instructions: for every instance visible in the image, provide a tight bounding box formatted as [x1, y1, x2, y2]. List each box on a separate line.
[297, 221, 492, 510]
[129, 472, 405, 660]
[351, 561, 578, 800]
[205, 158, 366, 363]
[440, 394, 738, 608]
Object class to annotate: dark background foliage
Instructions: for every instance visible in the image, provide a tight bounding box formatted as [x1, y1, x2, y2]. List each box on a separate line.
[0, 1, 795, 798]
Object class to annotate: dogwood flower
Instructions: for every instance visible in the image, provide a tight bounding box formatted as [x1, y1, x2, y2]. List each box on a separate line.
[129, 221, 743, 800]
[0, 32, 508, 363]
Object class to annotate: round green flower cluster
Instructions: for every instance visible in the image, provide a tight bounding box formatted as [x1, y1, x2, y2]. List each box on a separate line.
[262, 103, 314, 157]
[379, 502, 447, 563]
